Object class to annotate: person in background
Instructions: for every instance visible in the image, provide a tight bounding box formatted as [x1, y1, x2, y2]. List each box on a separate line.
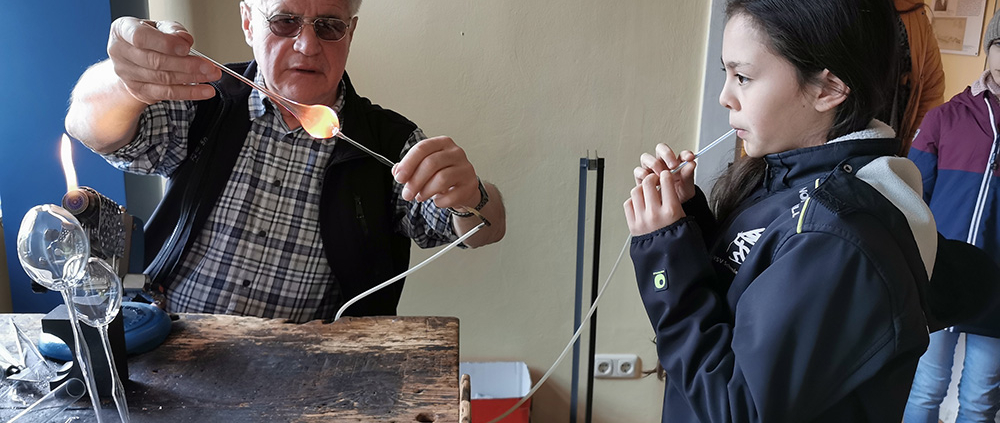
[902, 12, 1000, 423]
[624, 0, 937, 421]
[63, 0, 506, 322]
[890, 0, 945, 156]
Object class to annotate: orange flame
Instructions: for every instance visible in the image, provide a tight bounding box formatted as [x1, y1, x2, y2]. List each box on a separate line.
[60, 134, 78, 193]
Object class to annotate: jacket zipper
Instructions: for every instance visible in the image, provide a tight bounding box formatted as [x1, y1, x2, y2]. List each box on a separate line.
[355, 196, 369, 237]
[968, 95, 1000, 246]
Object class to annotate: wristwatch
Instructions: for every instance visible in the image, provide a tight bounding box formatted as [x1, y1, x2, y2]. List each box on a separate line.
[450, 179, 489, 218]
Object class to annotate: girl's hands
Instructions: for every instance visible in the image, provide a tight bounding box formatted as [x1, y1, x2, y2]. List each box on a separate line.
[636, 144, 697, 202]
[624, 144, 697, 235]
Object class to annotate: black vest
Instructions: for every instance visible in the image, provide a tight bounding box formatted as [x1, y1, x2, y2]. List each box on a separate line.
[143, 61, 416, 318]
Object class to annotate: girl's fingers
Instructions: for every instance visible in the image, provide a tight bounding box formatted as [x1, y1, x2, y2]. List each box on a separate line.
[639, 152, 668, 178]
[641, 173, 661, 210]
[634, 166, 651, 186]
[623, 198, 637, 228]
[659, 169, 680, 208]
[654, 143, 681, 170]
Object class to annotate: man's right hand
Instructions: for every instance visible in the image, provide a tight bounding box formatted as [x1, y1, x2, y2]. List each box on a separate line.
[65, 17, 224, 154]
[107, 17, 221, 104]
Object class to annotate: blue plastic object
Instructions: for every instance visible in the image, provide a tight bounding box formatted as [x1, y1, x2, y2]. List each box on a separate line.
[39, 302, 172, 361]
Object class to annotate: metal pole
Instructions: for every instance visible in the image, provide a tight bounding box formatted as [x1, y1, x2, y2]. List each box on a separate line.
[570, 158, 588, 423]
[585, 158, 604, 423]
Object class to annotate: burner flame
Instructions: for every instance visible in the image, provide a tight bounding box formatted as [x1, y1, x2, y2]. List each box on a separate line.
[60, 134, 78, 193]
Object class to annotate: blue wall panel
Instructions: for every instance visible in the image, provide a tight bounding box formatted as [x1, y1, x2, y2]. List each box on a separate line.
[0, 2, 127, 312]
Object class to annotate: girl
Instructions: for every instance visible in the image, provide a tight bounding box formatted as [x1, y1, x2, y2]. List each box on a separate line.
[624, 0, 937, 421]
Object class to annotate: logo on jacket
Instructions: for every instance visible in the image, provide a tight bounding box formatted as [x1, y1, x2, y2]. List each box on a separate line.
[791, 187, 810, 218]
[653, 270, 667, 291]
[727, 228, 765, 266]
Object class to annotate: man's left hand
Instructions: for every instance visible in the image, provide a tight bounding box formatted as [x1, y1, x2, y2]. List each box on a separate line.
[393, 136, 480, 210]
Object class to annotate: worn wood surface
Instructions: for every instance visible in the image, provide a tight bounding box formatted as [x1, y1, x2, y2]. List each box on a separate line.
[459, 374, 471, 423]
[1, 313, 460, 422]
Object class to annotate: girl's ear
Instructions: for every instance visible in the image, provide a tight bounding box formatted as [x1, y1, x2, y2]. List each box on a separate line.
[813, 69, 850, 112]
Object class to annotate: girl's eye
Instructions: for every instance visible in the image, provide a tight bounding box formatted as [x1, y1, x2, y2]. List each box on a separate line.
[736, 74, 750, 85]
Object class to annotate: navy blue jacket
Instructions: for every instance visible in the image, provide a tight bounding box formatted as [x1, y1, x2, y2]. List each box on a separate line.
[631, 136, 936, 422]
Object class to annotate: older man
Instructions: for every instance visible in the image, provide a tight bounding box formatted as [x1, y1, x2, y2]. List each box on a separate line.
[64, 0, 506, 322]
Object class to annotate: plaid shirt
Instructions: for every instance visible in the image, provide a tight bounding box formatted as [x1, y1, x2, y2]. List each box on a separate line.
[104, 72, 458, 322]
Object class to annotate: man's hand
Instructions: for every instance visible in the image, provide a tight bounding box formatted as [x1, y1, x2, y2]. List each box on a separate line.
[65, 17, 225, 153]
[393, 136, 507, 247]
[107, 17, 221, 104]
[392, 136, 480, 210]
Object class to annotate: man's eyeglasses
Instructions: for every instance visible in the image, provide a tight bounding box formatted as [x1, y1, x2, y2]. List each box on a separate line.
[257, 8, 352, 42]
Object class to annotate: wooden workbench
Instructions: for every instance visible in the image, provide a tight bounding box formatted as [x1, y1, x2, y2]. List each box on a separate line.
[1, 313, 461, 422]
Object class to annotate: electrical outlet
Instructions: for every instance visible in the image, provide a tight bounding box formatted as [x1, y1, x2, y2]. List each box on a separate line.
[594, 354, 640, 379]
[595, 356, 614, 377]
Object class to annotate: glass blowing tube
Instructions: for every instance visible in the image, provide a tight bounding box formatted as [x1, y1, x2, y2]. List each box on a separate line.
[7, 378, 86, 423]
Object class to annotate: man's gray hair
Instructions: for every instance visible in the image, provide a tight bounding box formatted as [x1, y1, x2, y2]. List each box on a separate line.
[244, 0, 363, 17]
[348, 0, 363, 16]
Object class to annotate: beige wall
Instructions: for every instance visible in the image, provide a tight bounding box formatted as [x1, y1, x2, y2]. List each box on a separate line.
[148, 1, 711, 421]
[935, 0, 999, 99]
[149, 1, 252, 63]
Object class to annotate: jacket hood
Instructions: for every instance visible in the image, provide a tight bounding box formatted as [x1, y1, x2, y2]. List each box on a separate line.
[762, 120, 899, 191]
[764, 120, 937, 278]
[946, 87, 996, 137]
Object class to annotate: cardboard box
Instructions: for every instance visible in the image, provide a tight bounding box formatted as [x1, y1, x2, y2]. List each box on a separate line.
[460, 361, 532, 423]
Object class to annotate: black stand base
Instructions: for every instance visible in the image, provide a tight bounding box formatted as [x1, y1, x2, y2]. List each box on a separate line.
[41, 304, 128, 397]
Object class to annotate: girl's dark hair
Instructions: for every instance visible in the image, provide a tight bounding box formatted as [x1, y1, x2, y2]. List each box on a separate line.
[711, 154, 768, 221]
[711, 0, 900, 220]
